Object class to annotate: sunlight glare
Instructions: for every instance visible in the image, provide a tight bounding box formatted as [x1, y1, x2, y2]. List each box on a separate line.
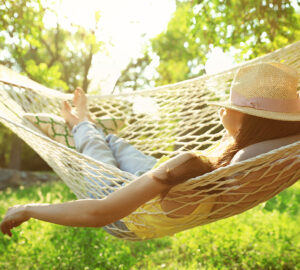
[46, 0, 176, 94]
[205, 47, 235, 75]
[132, 96, 159, 116]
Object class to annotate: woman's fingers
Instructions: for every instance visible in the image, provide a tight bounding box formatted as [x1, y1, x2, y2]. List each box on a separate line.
[1, 218, 13, 237]
[0, 205, 30, 237]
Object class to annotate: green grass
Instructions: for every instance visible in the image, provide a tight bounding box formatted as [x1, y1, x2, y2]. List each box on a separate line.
[0, 180, 299, 270]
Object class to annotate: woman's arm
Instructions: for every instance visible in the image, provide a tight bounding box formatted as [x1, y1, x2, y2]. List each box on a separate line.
[1, 152, 197, 237]
[0, 172, 168, 236]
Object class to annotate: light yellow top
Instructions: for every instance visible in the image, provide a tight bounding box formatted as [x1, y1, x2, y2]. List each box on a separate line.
[122, 139, 231, 239]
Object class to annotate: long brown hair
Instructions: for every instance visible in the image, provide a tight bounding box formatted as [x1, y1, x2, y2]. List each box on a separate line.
[215, 114, 300, 168]
[156, 114, 300, 193]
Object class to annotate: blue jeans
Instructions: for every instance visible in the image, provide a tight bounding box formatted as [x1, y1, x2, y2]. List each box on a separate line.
[72, 121, 157, 237]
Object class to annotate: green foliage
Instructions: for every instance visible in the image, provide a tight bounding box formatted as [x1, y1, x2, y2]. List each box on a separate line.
[152, 3, 200, 85]
[0, 0, 106, 170]
[191, 0, 300, 59]
[0, 0, 65, 90]
[0, 0, 105, 92]
[116, 0, 300, 89]
[114, 51, 153, 93]
[151, 0, 300, 85]
[0, 123, 50, 170]
[25, 60, 68, 90]
[0, 123, 12, 166]
[0, 181, 299, 269]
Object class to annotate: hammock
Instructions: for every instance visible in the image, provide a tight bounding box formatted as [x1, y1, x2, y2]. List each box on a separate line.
[0, 41, 299, 241]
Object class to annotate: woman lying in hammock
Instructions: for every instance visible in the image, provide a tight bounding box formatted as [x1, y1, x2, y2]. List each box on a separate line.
[1, 62, 300, 239]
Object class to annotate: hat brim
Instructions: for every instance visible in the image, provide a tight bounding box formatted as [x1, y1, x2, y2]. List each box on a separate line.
[209, 101, 300, 121]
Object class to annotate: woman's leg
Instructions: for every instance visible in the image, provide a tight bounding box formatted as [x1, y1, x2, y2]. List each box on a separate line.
[73, 122, 157, 176]
[72, 120, 122, 194]
[106, 134, 157, 176]
[72, 121, 117, 168]
[63, 87, 157, 177]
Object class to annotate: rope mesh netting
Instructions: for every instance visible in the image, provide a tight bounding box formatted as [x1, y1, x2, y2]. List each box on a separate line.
[0, 41, 299, 240]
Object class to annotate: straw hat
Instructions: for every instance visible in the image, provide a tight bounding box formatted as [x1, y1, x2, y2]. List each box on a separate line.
[210, 62, 300, 121]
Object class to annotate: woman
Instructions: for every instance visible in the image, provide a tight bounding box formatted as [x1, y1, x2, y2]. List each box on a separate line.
[1, 62, 300, 239]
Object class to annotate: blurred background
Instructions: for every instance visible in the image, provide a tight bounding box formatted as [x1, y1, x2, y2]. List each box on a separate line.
[0, 0, 299, 171]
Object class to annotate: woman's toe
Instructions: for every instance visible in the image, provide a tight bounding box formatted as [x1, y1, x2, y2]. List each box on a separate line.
[73, 89, 79, 105]
[61, 101, 70, 114]
[74, 87, 87, 107]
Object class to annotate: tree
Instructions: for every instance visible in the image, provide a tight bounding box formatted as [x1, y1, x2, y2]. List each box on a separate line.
[0, 0, 104, 92]
[113, 51, 153, 93]
[151, 0, 300, 85]
[0, 0, 105, 170]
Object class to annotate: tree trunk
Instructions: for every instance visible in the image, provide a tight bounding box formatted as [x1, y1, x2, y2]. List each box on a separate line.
[82, 46, 93, 92]
[9, 134, 22, 170]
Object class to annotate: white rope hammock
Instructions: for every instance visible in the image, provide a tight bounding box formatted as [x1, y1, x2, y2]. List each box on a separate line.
[0, 41, 299, 240]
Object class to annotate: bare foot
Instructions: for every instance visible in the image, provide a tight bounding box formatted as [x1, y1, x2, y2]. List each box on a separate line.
[61, 101, 80, 129]
[61, 88, 94, 129]
[73, 88, 93, 122]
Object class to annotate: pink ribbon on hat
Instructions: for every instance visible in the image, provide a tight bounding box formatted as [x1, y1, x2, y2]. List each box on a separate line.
[231, 90, 300, 113]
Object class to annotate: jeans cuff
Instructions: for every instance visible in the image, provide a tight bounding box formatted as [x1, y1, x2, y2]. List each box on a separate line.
[72, 121, 95, 135]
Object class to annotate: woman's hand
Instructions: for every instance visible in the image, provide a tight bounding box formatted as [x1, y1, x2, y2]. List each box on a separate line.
[0, 205, 30, 237]
[0, 170, 172, 235]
